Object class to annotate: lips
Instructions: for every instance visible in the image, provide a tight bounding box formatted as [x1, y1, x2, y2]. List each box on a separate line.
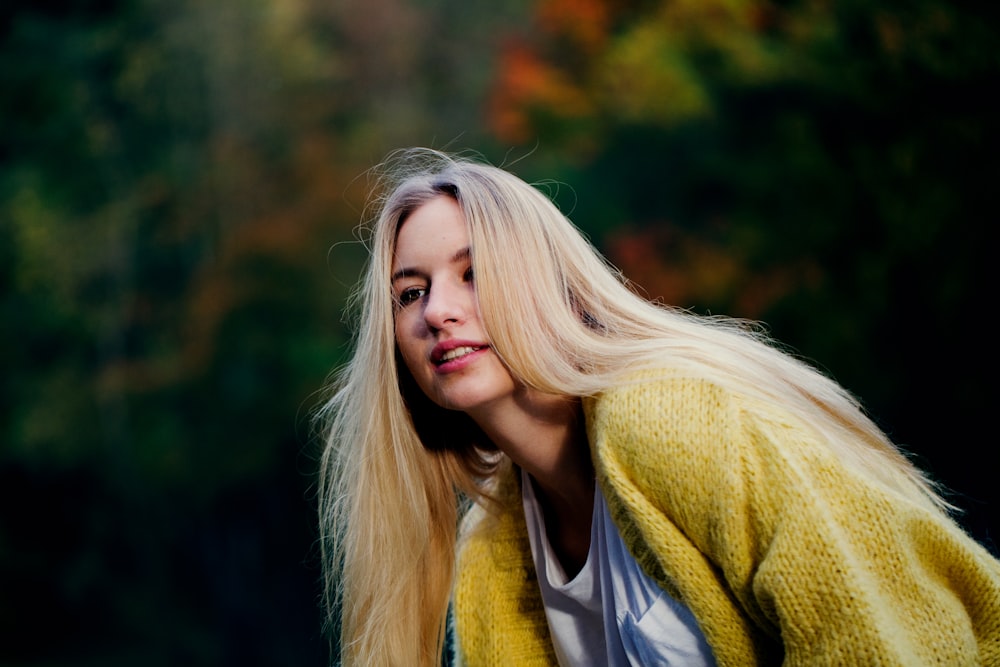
[437, 345, 485, 364]
[431, 341, 489, 366]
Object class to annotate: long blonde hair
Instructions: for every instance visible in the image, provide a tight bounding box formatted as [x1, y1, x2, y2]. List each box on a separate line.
[317, 148, 950, 665]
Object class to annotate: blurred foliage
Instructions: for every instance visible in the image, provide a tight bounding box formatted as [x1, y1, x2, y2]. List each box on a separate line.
[1, 0, 996, 664]
[0, 0, 522, 663]
[485, 0, 998, 547]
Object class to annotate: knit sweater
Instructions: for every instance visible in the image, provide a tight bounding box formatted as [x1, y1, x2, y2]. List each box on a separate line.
[453, 374, 1000, 666]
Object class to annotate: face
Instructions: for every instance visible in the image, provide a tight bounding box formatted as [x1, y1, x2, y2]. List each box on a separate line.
[391, 195, 518, 417]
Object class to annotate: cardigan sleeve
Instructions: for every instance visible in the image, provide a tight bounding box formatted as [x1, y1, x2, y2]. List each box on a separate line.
[453, 470, 557, 667]
[587, 374, 1000, 666]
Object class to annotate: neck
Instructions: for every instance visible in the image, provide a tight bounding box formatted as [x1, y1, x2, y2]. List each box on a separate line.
[470, 386, 591, 495]
[470, 387, 594, 574]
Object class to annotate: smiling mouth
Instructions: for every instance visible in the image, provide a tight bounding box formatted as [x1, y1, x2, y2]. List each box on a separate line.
[436, 345, 486, 364]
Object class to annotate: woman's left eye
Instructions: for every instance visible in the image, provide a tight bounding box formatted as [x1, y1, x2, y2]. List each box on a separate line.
[463, 267, 474, 283]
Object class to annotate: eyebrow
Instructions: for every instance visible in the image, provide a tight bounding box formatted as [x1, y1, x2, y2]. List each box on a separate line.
[391, 246, 471, 283]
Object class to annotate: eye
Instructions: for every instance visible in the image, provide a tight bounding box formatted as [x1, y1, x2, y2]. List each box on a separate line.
[396, 286, 426, 308]
[463, 266, 474, 283]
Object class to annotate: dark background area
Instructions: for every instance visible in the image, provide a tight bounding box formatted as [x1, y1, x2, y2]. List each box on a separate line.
[1, 0, 996, 664]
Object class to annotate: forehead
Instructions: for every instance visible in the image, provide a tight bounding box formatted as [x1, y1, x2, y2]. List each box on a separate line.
[391, 196, 469, 271]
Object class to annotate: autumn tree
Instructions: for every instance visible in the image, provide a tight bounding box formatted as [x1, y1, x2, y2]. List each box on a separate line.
[486, 0, 998, 546]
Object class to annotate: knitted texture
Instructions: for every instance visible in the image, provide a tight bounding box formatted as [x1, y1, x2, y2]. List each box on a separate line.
[454, 471, 557, 666]
[453, 373, 1000, 666]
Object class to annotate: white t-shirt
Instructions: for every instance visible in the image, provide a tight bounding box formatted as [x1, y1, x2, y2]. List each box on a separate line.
[521, 469, 716, 667]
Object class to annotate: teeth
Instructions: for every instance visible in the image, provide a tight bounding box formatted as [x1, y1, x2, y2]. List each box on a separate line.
[439, 346, 482, 363]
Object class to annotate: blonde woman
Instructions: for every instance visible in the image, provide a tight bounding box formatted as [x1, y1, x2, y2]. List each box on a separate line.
[318, 149, 1000, 666]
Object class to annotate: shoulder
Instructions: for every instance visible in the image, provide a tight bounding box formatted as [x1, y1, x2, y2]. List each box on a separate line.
[583, 367, 821, 456]
[585, 369, 739, 437]
[583, 369, 795, 466]
[582, 368, 839, 536]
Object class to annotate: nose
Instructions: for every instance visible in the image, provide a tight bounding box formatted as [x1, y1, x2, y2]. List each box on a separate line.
[423, 279, 469, 332]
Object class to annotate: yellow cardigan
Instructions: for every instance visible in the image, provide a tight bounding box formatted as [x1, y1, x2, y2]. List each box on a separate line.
[454, 375, 1000, 666]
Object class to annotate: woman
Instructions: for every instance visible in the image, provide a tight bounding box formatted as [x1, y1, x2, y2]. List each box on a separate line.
[318, 149, 1000, 666]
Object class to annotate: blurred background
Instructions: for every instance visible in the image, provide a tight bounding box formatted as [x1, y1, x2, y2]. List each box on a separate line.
[1, 0, 996, 664]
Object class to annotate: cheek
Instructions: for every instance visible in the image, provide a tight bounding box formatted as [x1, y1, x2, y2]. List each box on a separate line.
[394, 315, 423, 374]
